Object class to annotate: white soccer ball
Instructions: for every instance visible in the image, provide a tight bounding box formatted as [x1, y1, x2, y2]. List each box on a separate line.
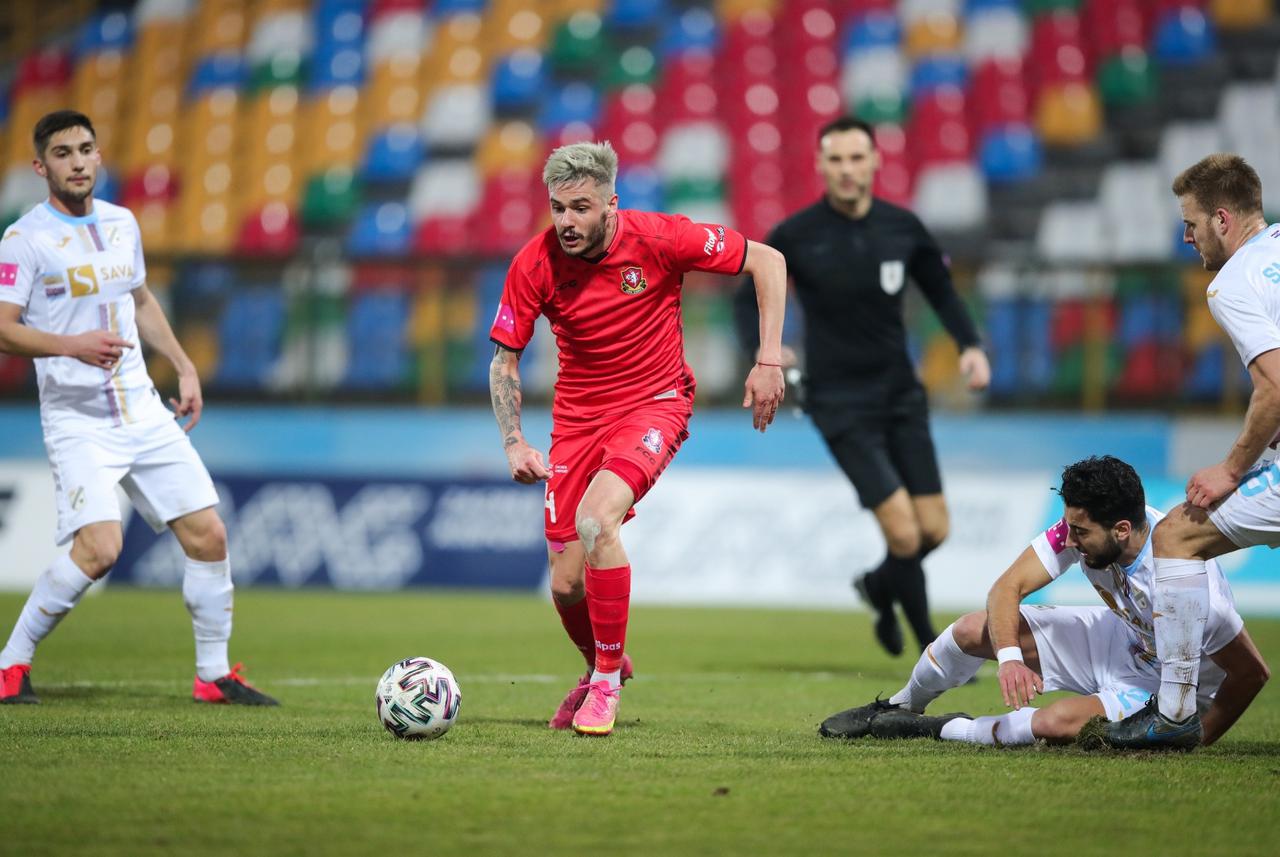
[375, 657, 462, 740]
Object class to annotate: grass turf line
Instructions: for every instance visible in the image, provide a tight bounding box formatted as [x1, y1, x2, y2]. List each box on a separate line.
[2, 588, 1279, 857]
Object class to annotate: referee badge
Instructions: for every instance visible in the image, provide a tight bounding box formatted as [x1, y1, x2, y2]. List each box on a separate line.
[620, 266, 648, 295]
[879, 260, 905, 295]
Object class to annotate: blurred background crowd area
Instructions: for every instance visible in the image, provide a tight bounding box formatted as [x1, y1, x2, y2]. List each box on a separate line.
[0, 0, 1276, 410]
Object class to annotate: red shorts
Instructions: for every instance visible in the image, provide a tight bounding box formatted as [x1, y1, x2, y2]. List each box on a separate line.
[544, 399, 692, 546]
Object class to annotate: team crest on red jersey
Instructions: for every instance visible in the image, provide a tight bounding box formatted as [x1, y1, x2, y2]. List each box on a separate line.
[620, 266, 648, 295]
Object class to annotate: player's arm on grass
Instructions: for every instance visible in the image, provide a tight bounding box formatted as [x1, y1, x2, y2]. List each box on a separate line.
[489, 342, 549, 484]
[1199, 627, 1270, 746]
[1189, 348, 1280, 507]
[739, 239, 786, 432]
[985, 547, 1053, 710]
[133, 283, 202, 431]
[0, 300, 131, 367]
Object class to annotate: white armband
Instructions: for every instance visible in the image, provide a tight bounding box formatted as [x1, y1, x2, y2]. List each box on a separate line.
[996, 647, 1024, 665]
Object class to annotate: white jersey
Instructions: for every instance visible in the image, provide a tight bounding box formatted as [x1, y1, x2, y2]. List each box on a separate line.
[0, 200, 166, 434]
[1031, 506, 1244, 664]
[1207, 223, 1280, 371]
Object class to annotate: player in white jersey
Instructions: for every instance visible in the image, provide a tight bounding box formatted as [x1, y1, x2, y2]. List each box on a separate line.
[1107, 154, 1280, 749]
[819, 456, 1268, 748]
[0, 111, 276, 706]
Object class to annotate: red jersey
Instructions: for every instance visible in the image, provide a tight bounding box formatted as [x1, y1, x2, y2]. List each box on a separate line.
[490, 209, 748, 427]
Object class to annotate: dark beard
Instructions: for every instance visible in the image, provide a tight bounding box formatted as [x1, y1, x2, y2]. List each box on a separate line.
[1082, 545, 1123, 569]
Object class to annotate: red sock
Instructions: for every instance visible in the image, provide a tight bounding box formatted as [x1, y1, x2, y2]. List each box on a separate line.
[585, 564, 631, 674]
[553, 596, 595, 669]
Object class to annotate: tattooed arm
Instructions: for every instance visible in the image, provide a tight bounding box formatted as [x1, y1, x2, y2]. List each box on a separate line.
[490, 343, 551, 483]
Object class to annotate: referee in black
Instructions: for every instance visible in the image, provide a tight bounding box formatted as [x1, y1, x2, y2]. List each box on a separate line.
[735, 116, 990, 657]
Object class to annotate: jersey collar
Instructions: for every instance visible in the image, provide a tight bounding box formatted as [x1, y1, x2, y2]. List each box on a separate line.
[1120, 510, 1156, 576]
[42, 200, 98, 225]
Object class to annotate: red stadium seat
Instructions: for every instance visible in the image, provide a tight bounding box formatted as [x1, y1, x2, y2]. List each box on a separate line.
[970, 56, 1031, 133]
[872, 122, 913, 207]
[1028, 11, 1091, 94]
[1083, 0, 1148, 65]
[236, 203, 300, 257]
[910, 87, 973, 168]
[413, 216, 474, 257]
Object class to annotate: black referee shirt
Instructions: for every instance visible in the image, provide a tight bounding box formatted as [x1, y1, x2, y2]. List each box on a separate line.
[736, 196, 981, 405]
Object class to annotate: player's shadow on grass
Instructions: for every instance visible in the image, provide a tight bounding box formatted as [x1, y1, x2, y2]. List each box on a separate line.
[460, 715, 554, 729]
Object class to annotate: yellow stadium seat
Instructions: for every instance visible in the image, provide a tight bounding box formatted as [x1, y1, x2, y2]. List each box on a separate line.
[134, 198, 175, 254]
[424, 13, 488, 88]
[905, 14, 962, 58]
[1035, 83, 1102, 146]
[6, 89, 66, 166]
[475, 121, 540, 176]
[1210, 0, 1272, 30]
[483, 6, 549, 53]
[132, 22, 189, 92]
[300, 85, 363, 174]
[715, 0, 777, 22]
[237, 87, 301, 213]
[364, 60, 424, 131]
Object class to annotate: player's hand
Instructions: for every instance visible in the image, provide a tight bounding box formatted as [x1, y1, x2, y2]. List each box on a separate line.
[506, 440, 551, 484]
[743, 363, 785, 433]
[1186, 462, 1239, 509]
[170, 369, 203, 433]
[66, 329, 133, 370]
[959, 347, 991, 392]
[997, 660, 1042, 710]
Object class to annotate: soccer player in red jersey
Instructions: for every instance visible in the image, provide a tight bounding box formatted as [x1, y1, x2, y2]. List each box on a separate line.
[488, 141, 787, 736]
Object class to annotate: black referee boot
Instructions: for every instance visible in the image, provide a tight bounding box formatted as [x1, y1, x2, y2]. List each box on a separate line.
[854, 571, 904, 656]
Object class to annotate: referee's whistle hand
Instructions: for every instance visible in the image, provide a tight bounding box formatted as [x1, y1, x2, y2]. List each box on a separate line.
[743, 364, 785, 433]
[959, 347, 991, 392]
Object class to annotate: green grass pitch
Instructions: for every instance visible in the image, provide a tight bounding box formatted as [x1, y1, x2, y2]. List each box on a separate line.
[2, 588, 1279, 856]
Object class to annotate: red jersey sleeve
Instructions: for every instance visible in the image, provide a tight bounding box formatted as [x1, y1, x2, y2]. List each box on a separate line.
[489, 257, 548, 351]
[666, 214, 748, 276]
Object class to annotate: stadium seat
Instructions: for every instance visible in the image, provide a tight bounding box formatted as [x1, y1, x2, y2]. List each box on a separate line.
[301, 167, 360, 227]
[1083, 0, 1146, 65]
[360, 125, 424, 183]
[491, 50, 547, 112]
[1035, 82, 1103, 146]
[963, 2, 1027, 63]
[841, 46, 908, 123]
[914, 163, 987, 232]
[1210, 0, 1272, 30]
[421, 84, 491, 151]
[617, 165, 664, 211]
[1036, 200, 1105, 263]
[548, 11, 606, 75]
[910, 86, 972, 166]
[189, 0, 247, 59]
[842, 10, 901, 55]
[607, 0, 669, 30]
[407, 159, 481, 222]
[1100, 163, 1172, 262]
[188, 55, 248, 98]
[970, 56, 1030, 132]
[76, 11, 133, 55]
[474, 120, 540, 176]
[344, 292, 410, 390]
[978, 123, 1043, 183]
[538, 81, 602, 134]
[605, 45, 658, 89]
[659, 7, 720, 56]
[1157, 121, 1222, 188]
[909, 56, 968, 100]
[346, 201, 412, 256]
[237, 202, 301, 257]
[905, 11, 961, 58]
[1153, 6, 1216, 65]
[215, 290, 285, 388]
[1097, 49, 1158, 107]
[658, 122, 729, 181]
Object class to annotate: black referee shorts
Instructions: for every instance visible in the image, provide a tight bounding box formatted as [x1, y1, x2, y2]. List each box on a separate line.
[810, 386, 943, 510]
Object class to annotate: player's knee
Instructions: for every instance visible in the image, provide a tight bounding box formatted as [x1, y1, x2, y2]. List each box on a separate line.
[185, 516, 228, 561]
[75, 529, 122, 577]
[920, 518, 949, 553]
[550, 576, 584, 604]
[951, 611, 987, 653]
[883, 524, 922, 558]
[574, 508, 618, 554]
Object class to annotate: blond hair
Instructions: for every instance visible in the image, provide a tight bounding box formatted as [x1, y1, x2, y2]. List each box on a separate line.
[542, 140, 618, 195]
[1172, 153, 1263, 217]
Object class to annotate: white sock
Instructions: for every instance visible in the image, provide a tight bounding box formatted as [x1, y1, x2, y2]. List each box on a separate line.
[1153, 558, 1209, 722]
[939, 707, 1038, 747]
[183, 556, 233, 682]
[0, 553, 94, 668]
[591, 669, 622, 690]
[888, 623, 985, 713]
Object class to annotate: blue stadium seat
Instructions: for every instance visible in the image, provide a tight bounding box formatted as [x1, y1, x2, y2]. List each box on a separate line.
[658, 7, 718, 56]
[491, 51, 546, 112]
[346, 202, 411, 256]
[1118, 297, 1157, 347]
[1184, 343, 1223, 399]
[187, 55, 247, 98]
[314, 3, 364, 50]
[95, 168, 119, 204]
[434, 0, 489, 13]
[910, 56, 968, 99]
[469, 264, 509, 389]
[985, 298, 1021, 395]
[215, 290, 285, 388]
[344, 292, 410, 389]
[177, 262, 236, 311]
[843, 11, 901, 56]
[617, 166, 663, 212]
[607, 0, 668, 30]
[538, 81, 601, 133]
[360, 127, 424, 183]
[1153, 7, 1215, 66]
[76, 11, 132, 56]
[1023, 299, 1055, 393]
[310, 45, 364, 89]
[978, 124, 1043, 184]
[964, 0, 1020, 13]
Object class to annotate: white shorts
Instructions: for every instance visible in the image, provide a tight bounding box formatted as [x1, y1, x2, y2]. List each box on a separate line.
[1209, 460, 1280, 549]
[45, 414, 219, 545]
[1021, 605, 1221, 721]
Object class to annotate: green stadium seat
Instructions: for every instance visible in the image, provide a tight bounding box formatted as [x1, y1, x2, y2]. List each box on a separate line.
[302, 168, 360, 227]
[1097, 51, 1157, 106]
[548, 12, 606, 76]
